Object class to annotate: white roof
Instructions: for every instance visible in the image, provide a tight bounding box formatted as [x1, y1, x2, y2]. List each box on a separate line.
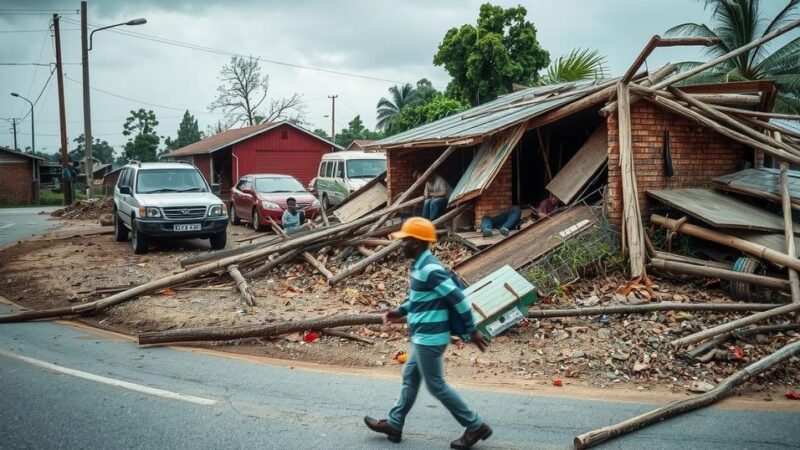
[127, 162, 199, 170]
[322, 151, 386, 161]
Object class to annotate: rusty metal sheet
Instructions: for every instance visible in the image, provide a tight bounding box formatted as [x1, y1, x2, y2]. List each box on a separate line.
[454, 206, 598, 284]
[448, 125, 526, 206]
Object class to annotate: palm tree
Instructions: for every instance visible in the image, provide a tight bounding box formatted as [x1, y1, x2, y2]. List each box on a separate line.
[376, 83, 420, 131]
[537, 48, 610, 85]
[666, 0, 800, 113]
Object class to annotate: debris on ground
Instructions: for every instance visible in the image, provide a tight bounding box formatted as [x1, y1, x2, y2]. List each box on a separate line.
[51, 197, 114, 221]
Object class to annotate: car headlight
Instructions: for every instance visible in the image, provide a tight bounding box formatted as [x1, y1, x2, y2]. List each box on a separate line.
[261, 200, 280, 210]
[208, 204, 226, 217]
[312, 199, 321, 208]
[139, 207, 161, 218]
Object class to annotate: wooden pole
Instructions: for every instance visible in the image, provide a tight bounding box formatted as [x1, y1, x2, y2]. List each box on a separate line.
[672, 302, 800, 347]
[227, 265, 255, 306]
[651, 214, 800, 272]
[617, 82, 647, 278]
[600, 63, 676, 116]
[244, 248, 302, 279]
[654, 251, 732, 270]
[53, 14, 72, 205]
[711, 104, 800, 121]
[650, 258, 791, 290]
[269, 217, 334, 280]
[776, 131, 800, 320]
[574, 339, 800, 449]
[138, 313, 384, 346]
[536, 129, 553, 182]
[685, 323, 800, 359]
[621, 36, 718, 83]
[527, 302, 780, 319]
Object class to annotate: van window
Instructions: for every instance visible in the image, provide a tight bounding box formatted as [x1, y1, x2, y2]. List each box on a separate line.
[319, 162, 328, 177]
[117, 169, 129, 187]
[335, 161, 344, 179]
[325, 161, 336, 178]
[119, 168, 132, 187]
[346, 159, 386, 179]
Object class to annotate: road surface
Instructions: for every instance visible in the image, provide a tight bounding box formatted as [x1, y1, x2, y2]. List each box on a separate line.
[0, 206, 60, 248]
[0, 305, 797, 449]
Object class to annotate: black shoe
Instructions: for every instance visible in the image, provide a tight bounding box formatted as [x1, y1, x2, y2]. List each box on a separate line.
[364, 416, 402, 443]
[450, 423, 492, 449]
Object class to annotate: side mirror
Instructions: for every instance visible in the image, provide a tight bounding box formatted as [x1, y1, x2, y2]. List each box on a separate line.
[241, 187, 254, 196]
[211, 184, 221, 194]
[120, 186, 132, 195]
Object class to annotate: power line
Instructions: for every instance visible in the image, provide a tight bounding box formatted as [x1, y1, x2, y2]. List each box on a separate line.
[62, 17, 407, 85]
[0, 62, 52, 66]
[14, 67, 56, 123]
[0, 28, 79, 32]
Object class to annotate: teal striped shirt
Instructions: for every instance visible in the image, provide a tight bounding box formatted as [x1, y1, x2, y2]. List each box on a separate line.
[395, 249, 476, 346]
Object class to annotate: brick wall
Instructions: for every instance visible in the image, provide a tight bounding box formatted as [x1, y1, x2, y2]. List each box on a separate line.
[386, 149, 443, 201]
[607, 101, 748, 229]
[0, 161, 35, 205]
[474, 158, 512, 227]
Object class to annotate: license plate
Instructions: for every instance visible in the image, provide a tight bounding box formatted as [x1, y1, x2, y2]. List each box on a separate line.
[174, 223, 201, 231]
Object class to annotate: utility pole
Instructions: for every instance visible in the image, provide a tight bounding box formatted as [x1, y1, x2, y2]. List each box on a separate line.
[54, 14, 72, 205]
[12, 118, 17, 151]
[328, 94, 337, 148]
[80, 1, 93, 198]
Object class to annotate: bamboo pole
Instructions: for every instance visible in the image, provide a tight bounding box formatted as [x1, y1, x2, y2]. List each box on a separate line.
[180, 235, 282, 268]
[527, 302, 780, 319]
[617, 81, 647, 278]
[712, 104, 800, 121]
[650, 258, 790, 290]
[651, 215, 800, 272]
[621, 36, 718, 84]
[600, 63, 677, 116]
[269, 217, 334, 281]
[685, 323, 800, 359]
[574, 339, 800, 449]
[138, 313, 384, 346]
[227, 265, 255, 306]
[713, 182, 800, 211]
[777, 131, 800, 320]
[654, 251, 732, 270]
[244, 248, 302, 279]
[672, 302, 800, 347]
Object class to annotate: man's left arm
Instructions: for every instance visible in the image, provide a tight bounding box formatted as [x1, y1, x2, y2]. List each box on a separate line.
[426, 268, 476, 333]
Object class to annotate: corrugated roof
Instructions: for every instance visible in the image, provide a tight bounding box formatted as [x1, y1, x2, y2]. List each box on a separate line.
[346, 140, 375, 151]
[771, 119, 800, 135]
[372, 80, 606, 149]
[161, 121, 343, 158]
[0, 146, 44, 161]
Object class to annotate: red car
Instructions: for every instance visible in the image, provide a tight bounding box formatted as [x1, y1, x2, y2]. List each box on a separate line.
[229, 174, 320, 231]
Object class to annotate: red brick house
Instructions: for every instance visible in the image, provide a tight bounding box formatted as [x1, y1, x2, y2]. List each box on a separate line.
[0, 146, 43, 205]
[369, 79, 777, 231]
[161, 121, 342, 200]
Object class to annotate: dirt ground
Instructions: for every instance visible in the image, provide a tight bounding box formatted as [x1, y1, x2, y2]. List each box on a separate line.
[1, 216, 799, 406]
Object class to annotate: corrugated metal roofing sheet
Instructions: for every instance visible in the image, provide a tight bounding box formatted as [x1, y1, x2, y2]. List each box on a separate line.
[771, 119, 800, 135]
[373, 80, 606, 148]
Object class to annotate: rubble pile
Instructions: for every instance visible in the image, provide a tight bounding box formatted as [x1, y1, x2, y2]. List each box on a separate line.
[51, 197, 114, 221]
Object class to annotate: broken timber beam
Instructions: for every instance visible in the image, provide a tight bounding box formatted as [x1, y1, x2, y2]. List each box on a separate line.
[621, 36, 718, 84]
[777, 133, 800, 318]
[600, 63, 677, 116]
[672, 302, 800, 347]
[574, 339, 800, 449]
[138, 313, 384, 346]
[527, 302, 780, 319]
[685, 323, 800, 359]
[269, 217, 334, 281]
[244, 248, 303, 279]
[227, 265, 255, 306]
[650, 258, 790, 291]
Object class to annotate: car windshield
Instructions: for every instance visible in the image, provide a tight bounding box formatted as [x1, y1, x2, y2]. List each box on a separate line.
[346, 159, 386, 179]
[255, 177, 305, 193]
[136, 169, 208, 193]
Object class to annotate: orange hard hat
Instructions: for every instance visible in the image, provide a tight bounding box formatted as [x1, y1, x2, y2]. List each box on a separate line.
[390, 217, 437, 243]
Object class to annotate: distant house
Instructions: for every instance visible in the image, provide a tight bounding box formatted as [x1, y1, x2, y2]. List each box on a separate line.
[0, 146, 43, 204]
[160, 121, 342, 200]
[345, 140, 375, 152]
[77, 158, 112, 184]
[101, 166, 124, 196]
[39, 162, 62, 189]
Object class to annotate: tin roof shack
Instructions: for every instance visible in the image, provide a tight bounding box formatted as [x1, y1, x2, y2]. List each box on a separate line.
[0, 146, 42, 205]
[370, 76, 777, 236]
[161, 121, 342, 200]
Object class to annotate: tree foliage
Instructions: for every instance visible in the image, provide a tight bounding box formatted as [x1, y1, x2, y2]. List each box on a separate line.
[376, 82, 423, 131]
[312, 128, 331, 141]
[433, 3, 550, 105]
[666, 0, 800, 112]
[334, 115, 383, 149]
[122, 109, 160, 162]
[390, 96, 468, 134]
[537, 48, 609, 85]
[69, 133, 115, 164]
[165, 110, 203, 151]
[209, 55, 305, 127]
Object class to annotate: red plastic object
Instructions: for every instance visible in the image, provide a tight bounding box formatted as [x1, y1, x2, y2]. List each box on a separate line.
[303, 330, 321, 343]
[553, 379, 563, 387]
[786, 390, 800, 400]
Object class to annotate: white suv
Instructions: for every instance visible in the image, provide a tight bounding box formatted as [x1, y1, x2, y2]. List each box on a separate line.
[113, 162, 228, 254]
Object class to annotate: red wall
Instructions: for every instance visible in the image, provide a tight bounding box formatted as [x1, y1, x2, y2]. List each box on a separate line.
[232, 124, 332, 186]
[0, 159, 35, 205]
[193, 155, 211, 183]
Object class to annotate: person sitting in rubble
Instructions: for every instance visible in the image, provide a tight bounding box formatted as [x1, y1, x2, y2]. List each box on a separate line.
[414, 169, 452, 221]
[282, 197, 305, 233]
[480, 206, 521, 237]
[534, 193, 561, 217]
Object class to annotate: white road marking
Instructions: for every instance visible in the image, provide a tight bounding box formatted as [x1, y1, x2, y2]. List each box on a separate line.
[0, 348, 217, 406]
[0, 223, 14, 230]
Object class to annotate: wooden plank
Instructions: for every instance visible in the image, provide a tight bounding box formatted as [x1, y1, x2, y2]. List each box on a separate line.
[454, 206, 597, 284]
[332, 182, 387, 223]
[546, 123, 608, 204]
[454, 230, 519, 249]
[713, 168, 800, 201]
[730, 231, 800, 257]
[647, 188, 800, 234]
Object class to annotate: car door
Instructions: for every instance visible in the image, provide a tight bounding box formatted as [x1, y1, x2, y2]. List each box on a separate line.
[238, 177, 255, 217]
[117, 168, 135, 227]
[231, 178, 244, 217]
[333, 161, 346, 204]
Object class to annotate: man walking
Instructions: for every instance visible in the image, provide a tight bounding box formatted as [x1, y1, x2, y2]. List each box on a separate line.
[364, 217, 492, 449]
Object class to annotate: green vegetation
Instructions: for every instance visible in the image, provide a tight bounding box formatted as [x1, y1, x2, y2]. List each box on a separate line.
[122, 108, 160, 162]
[537, 48, 609, 85]
[334, 115, 383, 149]
[164, 110, 203, 153]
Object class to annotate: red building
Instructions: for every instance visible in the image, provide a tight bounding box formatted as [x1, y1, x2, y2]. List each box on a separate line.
[161, 121, 341, 200]
[0, 146, 42, 205]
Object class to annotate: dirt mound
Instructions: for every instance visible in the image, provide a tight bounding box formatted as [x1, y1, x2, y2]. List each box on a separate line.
[51, 197, 114, 220]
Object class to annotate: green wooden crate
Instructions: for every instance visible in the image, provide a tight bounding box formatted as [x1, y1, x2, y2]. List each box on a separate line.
[462, 265, 537, 338]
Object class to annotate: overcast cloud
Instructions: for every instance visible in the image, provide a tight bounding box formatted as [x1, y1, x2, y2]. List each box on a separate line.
[0, 0, 791, 157]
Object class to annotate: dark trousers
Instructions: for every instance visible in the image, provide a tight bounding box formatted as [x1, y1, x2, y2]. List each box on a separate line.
[422, 197, 448, 221]
[480, 206, 521, 232]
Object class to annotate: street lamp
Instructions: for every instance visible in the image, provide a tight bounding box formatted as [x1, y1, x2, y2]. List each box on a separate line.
[10, 93, 34, 154]
[81, 0, 146, 197]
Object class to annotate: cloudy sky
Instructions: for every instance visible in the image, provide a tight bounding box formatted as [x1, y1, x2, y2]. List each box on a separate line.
[0, 0, 791, 158]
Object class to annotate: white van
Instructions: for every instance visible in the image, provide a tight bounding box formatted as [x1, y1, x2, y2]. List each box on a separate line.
[314, 151, 386, 209]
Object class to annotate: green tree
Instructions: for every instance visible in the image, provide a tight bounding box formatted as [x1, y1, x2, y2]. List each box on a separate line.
[312, 128, 331, 141]
[667, 0, 800, 112]
[433, 3, 550, 106]
[390, 96, 468, 134]
[122, 109, 160, 162]
[164, 110, 203, 151]
[69, 134, 115, 164]
[335, 115, 383, 148]
[376, 83, 422, 131]
[537, 48, 609, 85]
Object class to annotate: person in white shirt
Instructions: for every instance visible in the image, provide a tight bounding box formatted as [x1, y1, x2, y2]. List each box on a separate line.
[414, 170, 452, 221]
[281, 197, 304, 233]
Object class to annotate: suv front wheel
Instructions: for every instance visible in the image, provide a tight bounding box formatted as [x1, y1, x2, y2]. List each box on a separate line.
[209, 231, 227, 250]
[131, 218, 149, 254]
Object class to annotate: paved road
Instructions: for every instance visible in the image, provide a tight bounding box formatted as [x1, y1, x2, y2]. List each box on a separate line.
[0, 307, 797, 449]
[0, 206, 60, 248]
